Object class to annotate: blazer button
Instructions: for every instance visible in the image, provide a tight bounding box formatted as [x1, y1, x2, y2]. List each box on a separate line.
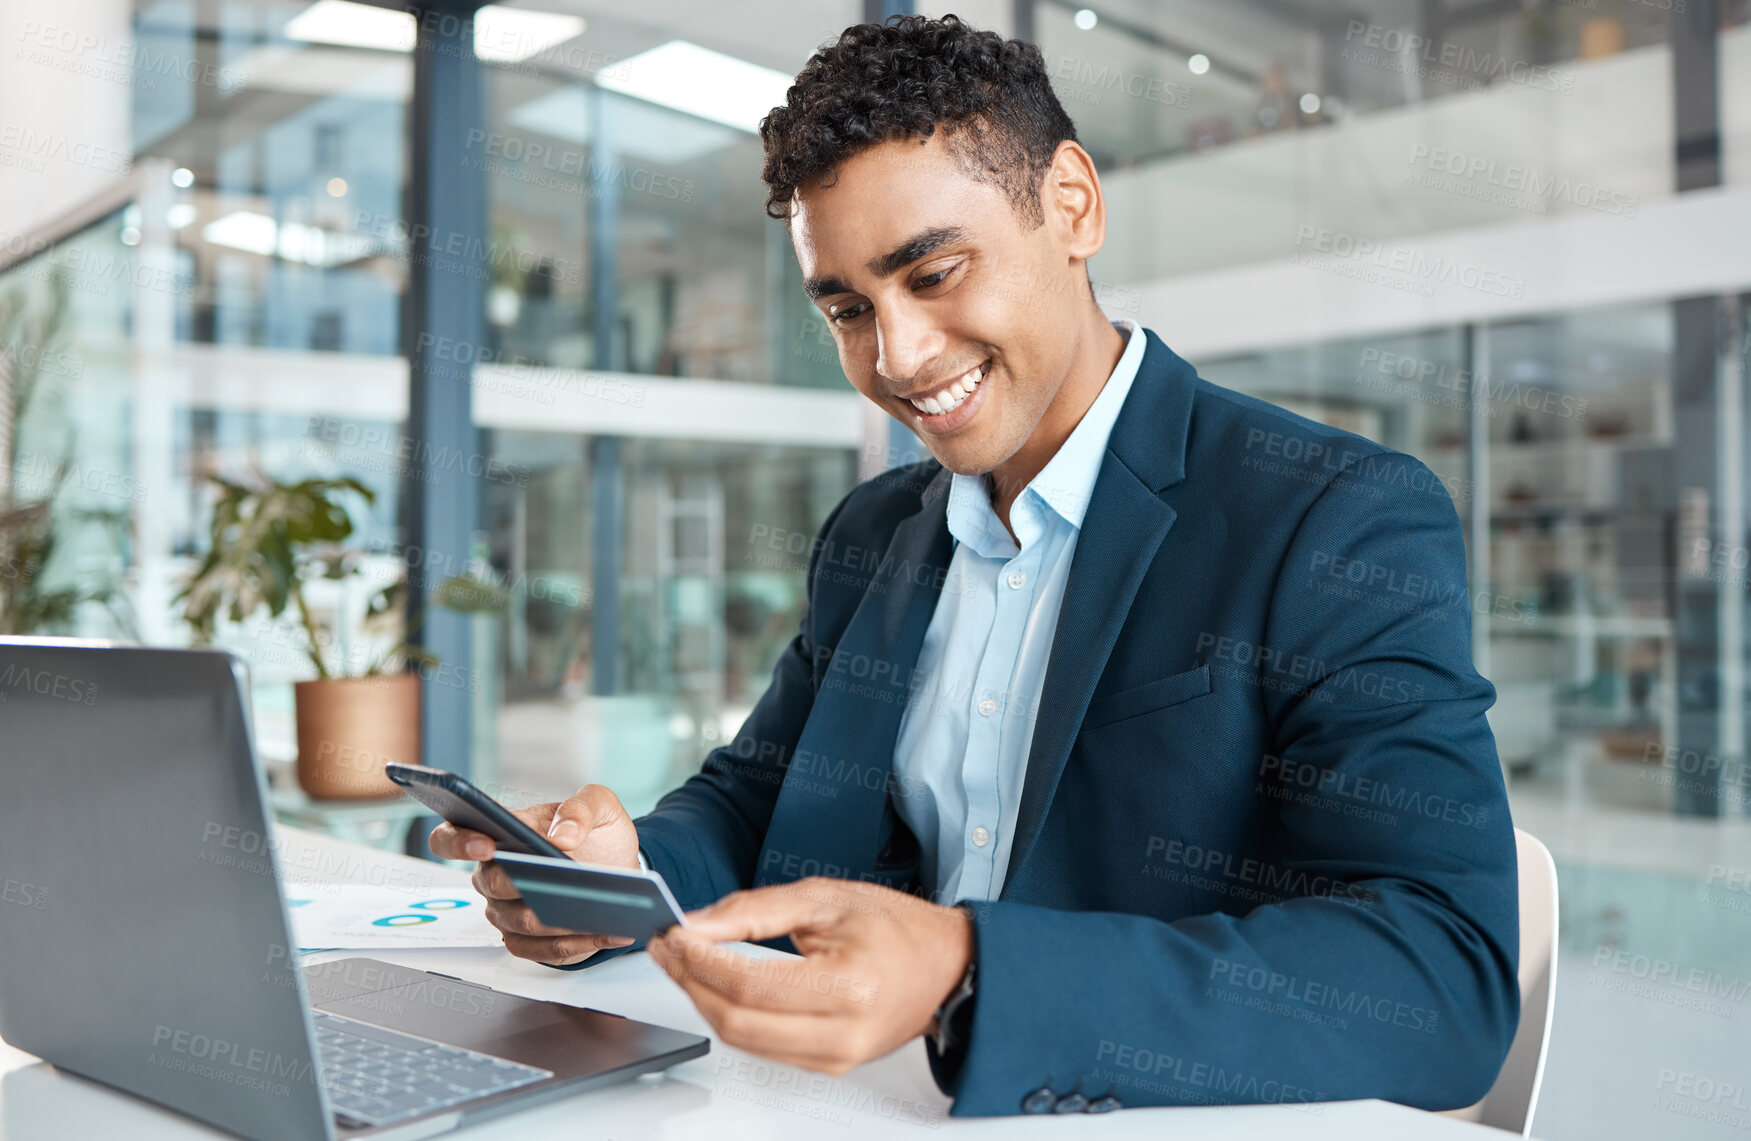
[1053, 1093, 1089, 1114]
[1088, 1095, 1122, 1113]
[1021, 1088, 1057, 1114]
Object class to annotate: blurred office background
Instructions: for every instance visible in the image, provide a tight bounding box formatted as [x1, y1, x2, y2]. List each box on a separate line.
[0, 1, 1748, 1136]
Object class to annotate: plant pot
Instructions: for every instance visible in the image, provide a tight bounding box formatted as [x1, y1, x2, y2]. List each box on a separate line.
[1579, 18, 1625, 60]
[293, 673, 420, 799]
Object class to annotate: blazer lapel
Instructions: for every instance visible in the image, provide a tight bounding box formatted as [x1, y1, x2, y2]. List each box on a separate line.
[755, 467, 955, 887]
[1002, 329, 1198, 894]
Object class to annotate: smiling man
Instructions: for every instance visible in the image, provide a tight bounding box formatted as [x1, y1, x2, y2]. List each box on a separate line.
[432, 13, 1520, 1118]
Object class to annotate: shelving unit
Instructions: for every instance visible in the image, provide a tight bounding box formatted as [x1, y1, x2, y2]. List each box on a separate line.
[1460, 325, 1675, 780]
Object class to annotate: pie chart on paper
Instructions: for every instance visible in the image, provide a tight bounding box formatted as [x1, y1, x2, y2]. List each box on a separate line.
[284, 885, 503, 950]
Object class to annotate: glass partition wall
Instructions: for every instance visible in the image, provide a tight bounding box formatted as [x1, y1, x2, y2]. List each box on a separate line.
[1194, 304, 1747, 1141]
[473, 4, 864, 813]
[0, 207, 139, 646]
[1, 0, 866, 810]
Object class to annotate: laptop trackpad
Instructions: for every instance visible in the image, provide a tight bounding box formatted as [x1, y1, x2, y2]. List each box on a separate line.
[315, 975, 657, 1079]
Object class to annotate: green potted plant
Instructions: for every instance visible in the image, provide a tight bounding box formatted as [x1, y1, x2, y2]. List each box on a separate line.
[176, 473, 504, 799]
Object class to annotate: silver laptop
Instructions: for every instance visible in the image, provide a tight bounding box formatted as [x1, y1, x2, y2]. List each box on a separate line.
[0, 639, 707, 1140]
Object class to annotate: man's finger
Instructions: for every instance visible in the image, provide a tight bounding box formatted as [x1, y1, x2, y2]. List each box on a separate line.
[651, 946, 856, 1062]
[509, 802, 558, 835]
[677, 881, 840, 944]
[501, 931, 633, 965]
[484, 897, 579, 938]
[649, 939, 887, 1074]
[686, 995, 843, 1063]
[471, 862, 522, 901]
[429, 822, 496, 861]
[652, 932, 861, 1015]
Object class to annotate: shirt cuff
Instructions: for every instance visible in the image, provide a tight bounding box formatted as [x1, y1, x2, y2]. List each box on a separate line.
[636, 848, 650, 871]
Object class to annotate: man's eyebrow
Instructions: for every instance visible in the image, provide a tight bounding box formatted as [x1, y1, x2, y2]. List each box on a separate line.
[803, 274, 852, 301]
[866, 225, 968, 278]
[801, 225, 970, 302]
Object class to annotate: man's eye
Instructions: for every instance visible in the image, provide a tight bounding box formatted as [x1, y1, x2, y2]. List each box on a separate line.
[914, 265, 957, 290]
[830, 304, 867, 325]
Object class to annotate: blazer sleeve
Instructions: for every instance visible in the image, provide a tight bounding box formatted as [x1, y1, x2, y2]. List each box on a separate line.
[546, 490, 850, 971]
[930, 453, 1521, 1115]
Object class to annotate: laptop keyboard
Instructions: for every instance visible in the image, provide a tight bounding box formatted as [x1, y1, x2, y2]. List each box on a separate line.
[313, 1010, 553, 1128]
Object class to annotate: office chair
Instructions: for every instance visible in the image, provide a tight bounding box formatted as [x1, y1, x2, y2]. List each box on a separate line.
[1441, 827, 1560, 1136]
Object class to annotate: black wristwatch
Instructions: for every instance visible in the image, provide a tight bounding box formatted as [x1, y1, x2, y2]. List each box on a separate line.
[931, 906, 978, 1055]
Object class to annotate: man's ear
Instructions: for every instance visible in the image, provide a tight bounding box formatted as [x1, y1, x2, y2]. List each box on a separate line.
[1041, 140, 1106, 267]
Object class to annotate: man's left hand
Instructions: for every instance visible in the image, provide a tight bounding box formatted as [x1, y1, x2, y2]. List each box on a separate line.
[647, 877, 972, 1075]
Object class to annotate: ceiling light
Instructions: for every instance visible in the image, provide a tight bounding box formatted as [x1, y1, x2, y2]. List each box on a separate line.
[474, 6, 585, 63]
[285, 0, 415, 52]
[203, 211, 278, 256]
[202, 211, 376, 268]
[596, 40, 793, 134]
[276, 221, 375, 266]
[171, 167, 195, 188]
[287, 2, 584, 63]
[1073, 9, 1098, 30]
[1300, 92, 1321, 114]
[327, 177, 348, 197]
[1188, 53, 1210, 75]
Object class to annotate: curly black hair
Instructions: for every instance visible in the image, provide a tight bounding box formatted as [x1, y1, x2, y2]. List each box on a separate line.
[759, 14, 1078, 225]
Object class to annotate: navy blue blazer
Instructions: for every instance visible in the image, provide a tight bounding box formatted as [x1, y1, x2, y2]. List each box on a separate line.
[580, 329, 1519, 1116]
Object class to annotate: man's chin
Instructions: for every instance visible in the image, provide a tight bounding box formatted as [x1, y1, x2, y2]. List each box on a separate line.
[919, 432, 1016, 479]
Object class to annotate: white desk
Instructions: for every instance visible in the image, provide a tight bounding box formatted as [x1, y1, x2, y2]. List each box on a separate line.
[0, 827, 1514, 1140]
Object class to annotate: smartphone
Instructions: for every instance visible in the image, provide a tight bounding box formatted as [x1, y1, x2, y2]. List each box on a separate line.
[385, 763, 571, 861]
[495, 851, 688, 942]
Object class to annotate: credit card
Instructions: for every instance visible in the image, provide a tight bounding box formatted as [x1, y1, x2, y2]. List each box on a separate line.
[495, 851, 688, 942]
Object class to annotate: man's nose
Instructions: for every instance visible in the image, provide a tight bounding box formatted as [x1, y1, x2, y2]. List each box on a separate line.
[873, 304, 945, 389]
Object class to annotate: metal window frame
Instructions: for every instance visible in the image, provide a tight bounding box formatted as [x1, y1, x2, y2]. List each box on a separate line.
[402, 1, 488, 779]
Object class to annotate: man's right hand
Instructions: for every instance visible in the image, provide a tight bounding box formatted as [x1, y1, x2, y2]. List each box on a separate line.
[427, 784, 643, 966]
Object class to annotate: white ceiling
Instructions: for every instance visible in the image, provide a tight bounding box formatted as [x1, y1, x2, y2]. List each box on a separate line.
[464, 0, 861, 75]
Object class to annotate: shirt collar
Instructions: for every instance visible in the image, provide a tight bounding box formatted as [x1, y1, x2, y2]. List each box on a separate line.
[945, 320, 1146, 554]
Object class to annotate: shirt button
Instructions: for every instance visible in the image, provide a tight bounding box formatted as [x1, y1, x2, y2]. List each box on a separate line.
[978, 698, 997, 716]
[972, 827, 990, 847]
[1006, 570, 1027, 589]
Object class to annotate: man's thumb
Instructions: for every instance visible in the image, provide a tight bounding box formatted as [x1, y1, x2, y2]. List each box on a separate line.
[546, 785, 623, 852]
[547, 801, 585, 847]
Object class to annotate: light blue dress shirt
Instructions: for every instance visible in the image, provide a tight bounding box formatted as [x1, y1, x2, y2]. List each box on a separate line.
[891, 319, 1147, 904]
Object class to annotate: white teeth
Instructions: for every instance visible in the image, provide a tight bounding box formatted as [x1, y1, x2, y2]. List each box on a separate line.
[908, 362, 987, 415]
[912, 390, 962, 415]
